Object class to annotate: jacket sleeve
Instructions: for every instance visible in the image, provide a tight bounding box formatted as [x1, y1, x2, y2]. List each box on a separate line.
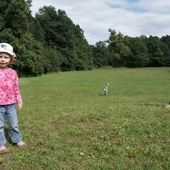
[13, 71, 23, 105]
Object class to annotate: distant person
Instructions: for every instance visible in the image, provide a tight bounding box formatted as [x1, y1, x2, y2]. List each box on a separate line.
[0, 43, 25, 154]
[104, 83, 109, 96]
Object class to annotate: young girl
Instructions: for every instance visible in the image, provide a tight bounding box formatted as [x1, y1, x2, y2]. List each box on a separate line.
[104, 83, 109, 96]
[0, 43, 25, 153]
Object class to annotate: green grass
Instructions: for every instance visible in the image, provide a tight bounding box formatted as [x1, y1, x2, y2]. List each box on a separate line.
[0, 67, 170, 170]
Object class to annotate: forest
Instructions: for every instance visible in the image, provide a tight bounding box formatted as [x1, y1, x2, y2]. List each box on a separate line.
[0, 0, 170, 77]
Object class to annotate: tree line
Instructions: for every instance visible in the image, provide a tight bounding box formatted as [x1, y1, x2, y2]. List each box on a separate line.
[92, 29, 170, 68]
[0, 0, 169, 77]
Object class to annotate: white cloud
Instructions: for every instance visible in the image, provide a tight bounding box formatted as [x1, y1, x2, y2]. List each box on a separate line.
[31, 0, 170, 45]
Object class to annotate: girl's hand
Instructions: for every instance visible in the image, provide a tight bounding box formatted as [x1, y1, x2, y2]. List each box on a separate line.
[18, 103, 23, 110]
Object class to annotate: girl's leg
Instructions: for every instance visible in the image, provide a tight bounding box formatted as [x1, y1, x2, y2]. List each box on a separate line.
[5, 104, 22, 144]
[0, 106, 6, 146]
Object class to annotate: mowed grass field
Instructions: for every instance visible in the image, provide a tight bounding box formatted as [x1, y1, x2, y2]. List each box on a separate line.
[0, 67, 170, 170]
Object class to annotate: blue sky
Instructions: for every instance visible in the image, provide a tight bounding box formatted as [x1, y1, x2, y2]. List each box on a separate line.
[31, 0, 170, 45]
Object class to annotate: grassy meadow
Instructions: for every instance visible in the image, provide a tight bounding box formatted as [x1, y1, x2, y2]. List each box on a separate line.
[0, 67, 170, 170]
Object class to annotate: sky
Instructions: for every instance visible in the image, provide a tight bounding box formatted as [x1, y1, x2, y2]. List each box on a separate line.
[31, 0, 170, 45]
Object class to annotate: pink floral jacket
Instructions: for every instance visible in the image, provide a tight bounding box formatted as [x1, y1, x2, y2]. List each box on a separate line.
[0, 68, 22, 105]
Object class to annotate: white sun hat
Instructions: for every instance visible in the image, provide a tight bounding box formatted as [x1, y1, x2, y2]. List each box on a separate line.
[0, 43, 16, 57]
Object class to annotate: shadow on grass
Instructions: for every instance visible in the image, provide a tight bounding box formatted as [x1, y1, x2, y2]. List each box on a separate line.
[99, 94, 104, 96]
[142, 103, 162, 106]
[141, 103, 170, 108]
[99, 94, 110, 96]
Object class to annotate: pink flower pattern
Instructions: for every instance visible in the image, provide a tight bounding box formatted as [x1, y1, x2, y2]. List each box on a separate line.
[0, 68, 22, 105]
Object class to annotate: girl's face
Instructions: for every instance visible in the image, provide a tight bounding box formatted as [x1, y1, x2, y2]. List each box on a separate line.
[0, 52, 11, 69]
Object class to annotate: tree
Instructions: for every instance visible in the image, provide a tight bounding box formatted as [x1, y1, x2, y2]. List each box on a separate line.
[91, 41, 110, 67]
[36, 6, 92, 71]
[161, 35, 170, 66]
[161, 35, 170, 49]
[28, 18, 45, 43]
[73, 25, 93, 70]
[145, 36, 168, 66]
[0, 0, 30, 38]
[107, 29, 131, 67]
[128, 37, 149, 67]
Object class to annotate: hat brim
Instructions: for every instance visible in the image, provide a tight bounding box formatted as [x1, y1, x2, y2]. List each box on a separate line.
[0, 49, 15, 57]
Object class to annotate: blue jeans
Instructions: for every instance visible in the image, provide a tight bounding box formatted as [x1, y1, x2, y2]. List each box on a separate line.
[104, 90, 108, 96]
[0, 104, 22, 146]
